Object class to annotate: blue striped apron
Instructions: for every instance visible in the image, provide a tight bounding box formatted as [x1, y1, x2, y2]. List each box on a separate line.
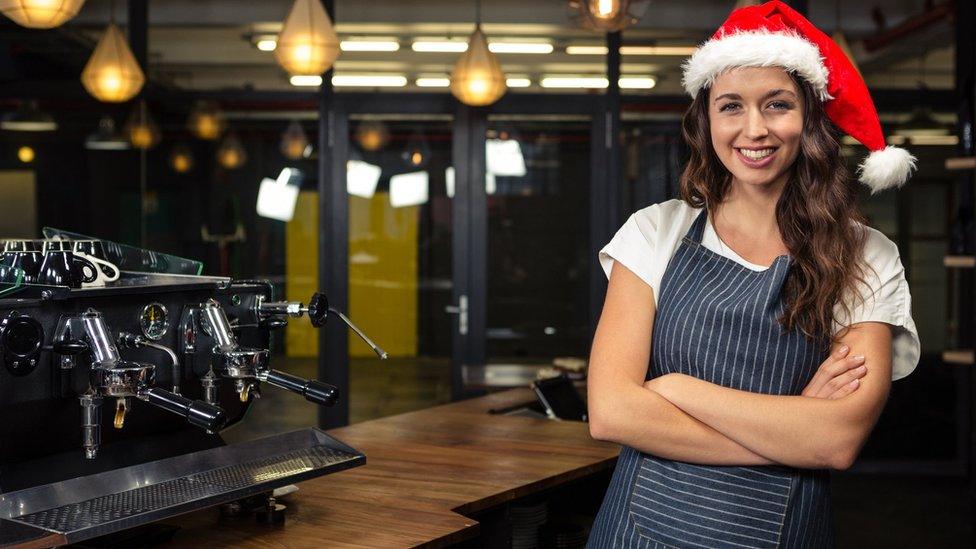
[588, 210, 835, 548]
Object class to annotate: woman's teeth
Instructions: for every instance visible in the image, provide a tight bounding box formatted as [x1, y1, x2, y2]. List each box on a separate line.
[739, 148, 775, 160]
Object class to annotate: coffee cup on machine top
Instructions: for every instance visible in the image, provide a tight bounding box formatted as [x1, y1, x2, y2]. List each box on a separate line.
[2, 240, 43, 284]
[73, 240, 120, 286]
[37, 240, 98, 288]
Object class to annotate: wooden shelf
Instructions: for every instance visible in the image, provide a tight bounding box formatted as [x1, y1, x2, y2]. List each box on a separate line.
[945, 157, 976, 170]
[944, 255, 976, 268]
[942, 350, 974, 365]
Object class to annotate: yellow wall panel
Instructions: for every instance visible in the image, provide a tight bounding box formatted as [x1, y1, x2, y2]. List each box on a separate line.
[285, 191, 319, 357]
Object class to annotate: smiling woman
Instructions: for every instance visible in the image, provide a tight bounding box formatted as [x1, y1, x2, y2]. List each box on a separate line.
[586, 2, 921, 547]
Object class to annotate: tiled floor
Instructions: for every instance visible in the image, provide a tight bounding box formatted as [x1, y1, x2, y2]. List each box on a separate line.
[223, 355, 974, 548]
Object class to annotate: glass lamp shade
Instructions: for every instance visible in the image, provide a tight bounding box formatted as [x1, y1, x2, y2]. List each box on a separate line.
[568, 0, 650, 32]
[450, 26, 507, 107]
[124, 101, 160, 150]
[0, 100, 57, 131]
[355, 120, 390, 151]
[187, 101, 225, 140]
[280, 121, 308, 160]
[0, 0, 86, 29]
[85, 116, 130, 150]
[274, 0, 340, 76]
[217, 133, 247, 169]
[169, 144, 194, 173]
[81, 23, 145, 103]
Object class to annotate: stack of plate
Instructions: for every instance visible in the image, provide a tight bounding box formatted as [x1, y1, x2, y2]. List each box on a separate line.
[541, 521, 587, 549]
[510, 501, 549, 549]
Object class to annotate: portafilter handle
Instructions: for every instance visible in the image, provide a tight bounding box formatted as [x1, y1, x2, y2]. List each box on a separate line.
[142, 387, 228, 431]
[259, 369, 338, 407]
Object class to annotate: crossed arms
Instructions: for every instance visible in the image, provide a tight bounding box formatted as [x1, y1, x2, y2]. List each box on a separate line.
[587, 262, 893, 471]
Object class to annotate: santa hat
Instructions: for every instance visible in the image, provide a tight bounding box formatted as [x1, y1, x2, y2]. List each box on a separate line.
[682, 0, 916, 193]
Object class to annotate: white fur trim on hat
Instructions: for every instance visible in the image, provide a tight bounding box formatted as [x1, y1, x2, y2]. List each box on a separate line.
[857, 146, 917, 193]
[682, 30, 831, 101]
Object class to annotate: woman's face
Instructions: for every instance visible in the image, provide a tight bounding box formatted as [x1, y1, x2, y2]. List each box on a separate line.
[708, 66, 804, 190]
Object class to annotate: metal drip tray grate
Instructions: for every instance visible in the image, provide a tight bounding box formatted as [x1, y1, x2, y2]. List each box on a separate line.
[1, 429, 364, 546]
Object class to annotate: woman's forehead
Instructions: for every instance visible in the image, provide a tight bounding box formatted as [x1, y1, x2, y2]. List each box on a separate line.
[709, 66, 798, 98]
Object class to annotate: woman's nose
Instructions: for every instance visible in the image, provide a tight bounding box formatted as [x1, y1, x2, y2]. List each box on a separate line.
[744, 109, 769, 140]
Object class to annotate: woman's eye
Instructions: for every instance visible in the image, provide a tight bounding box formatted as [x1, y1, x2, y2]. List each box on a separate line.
[768, 101, 792, 110]
[719, 103, 740, 112]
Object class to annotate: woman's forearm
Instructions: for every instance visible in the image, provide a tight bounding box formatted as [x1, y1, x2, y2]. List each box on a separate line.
[589, 383, 779, 466]
[652, 374, 853, 469]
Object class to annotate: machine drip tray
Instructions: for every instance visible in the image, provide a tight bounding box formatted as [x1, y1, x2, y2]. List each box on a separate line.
[0, 428, 364, 547]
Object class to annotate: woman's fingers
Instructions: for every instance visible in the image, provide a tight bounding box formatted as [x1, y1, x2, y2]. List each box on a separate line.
[801, 345, 850, 397]
[824, 364, 867, 399]
[826, 377, 860, 400]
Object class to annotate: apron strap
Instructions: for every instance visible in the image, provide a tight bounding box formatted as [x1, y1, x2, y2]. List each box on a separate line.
[686, 209, 709, 243]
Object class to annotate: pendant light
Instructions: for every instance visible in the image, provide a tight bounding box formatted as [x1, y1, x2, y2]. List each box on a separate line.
[169, 144, 194, 173]
[1, 100, 57, 131]
[217, 133, 247, 169]
[402, 133, 430, 168]
[568, 0, 650, 32]
[274, 0, 340, 76]
[17, 146, 35, 163]
[355, 120, 390, 151]
[85, 116, 130, 150]
[81, 21, 145, 103]
[186, 100, 225, 140]
[0, 0, 86, 29]
[450, 0, 506, 107]
[280, 120, 308, 160]
[124, 100, 160, 150]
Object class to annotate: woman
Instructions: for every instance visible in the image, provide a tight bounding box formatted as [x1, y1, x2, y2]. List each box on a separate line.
[586, 2, 920, 548]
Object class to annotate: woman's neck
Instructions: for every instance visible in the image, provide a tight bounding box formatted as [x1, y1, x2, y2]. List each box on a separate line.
[716, 176, 785, 238]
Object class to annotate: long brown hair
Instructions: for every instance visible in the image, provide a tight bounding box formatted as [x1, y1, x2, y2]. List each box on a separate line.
[679, 72, 868, 340]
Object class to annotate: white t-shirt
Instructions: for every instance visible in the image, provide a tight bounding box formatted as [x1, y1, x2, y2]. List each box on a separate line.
[599, 199, 920, 381]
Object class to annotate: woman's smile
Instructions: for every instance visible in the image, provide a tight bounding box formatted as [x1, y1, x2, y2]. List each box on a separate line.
[735, 146, 779, 168]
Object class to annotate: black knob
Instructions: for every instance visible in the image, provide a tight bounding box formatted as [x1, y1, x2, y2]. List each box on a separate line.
[307, 292, 329, 327]
[264, 369, 338, 407]
[144, 388, 227, 431]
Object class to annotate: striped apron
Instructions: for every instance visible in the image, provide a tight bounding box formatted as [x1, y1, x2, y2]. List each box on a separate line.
[588, 210, 835, 548]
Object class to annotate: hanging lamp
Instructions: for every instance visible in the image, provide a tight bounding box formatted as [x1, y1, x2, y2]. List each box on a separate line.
[402, 132, 431, 168]
[568, 0, 650, 32]
[81, 22, 145, 103]
[355, 120, 390, 151]
[1, 100, 57, 132]
[124, 100, 160, 149]
[450, 0, 506, 107]
[186, 100, 226, 140]
[17, 146, 35, 163]
[169, 144, 194, 173]
[85, 116, 130, 150]
[280, 120, 308, 160]
[0, 0, 86, 29]
[217, 133, 247, 169]
[274, 0, 340, 76]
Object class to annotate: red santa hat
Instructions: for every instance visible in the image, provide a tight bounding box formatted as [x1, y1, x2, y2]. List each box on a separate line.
[682, 0, 916, 193]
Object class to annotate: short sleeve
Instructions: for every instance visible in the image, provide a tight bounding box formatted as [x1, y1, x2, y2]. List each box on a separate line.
[834, 227, 920, 381]
[599, 207, 660, 297]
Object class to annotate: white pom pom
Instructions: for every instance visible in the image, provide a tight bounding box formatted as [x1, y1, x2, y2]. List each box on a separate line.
[857, 146, 917, 193]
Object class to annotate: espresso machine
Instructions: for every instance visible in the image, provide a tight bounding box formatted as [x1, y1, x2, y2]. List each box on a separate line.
[0, 231, 381, 547]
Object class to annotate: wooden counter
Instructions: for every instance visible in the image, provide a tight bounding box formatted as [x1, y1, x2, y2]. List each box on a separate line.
[165, 389, 620, 548]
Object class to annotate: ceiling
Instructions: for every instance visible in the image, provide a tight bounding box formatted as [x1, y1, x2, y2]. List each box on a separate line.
[0, 0, 957, 98]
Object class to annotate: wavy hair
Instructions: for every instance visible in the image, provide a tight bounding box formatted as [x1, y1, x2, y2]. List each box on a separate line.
[679, 73, 868, 340]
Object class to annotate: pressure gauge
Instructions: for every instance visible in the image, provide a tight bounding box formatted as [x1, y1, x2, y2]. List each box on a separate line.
[140, 302, 169, 340]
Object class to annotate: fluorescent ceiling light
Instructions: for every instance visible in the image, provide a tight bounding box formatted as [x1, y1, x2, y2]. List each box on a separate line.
[256, 39, 277, 51]
[416, 76, 451, 87]
[619, 76, 657, 89]
[347, 160, 382, 198]
[332, 75, 407, 87]
[506, 77, 532, 88]
[290, 75, 322, 86]
[390, 171, 429, 208]
[566, 45, 608, 55]
[412, 39, 468, 52]
[541, 76, 609, 89]
[566, 45, 697, 56]
[488, 42, 553, 54]
[340, 40, 400, 52]
[620, 45, 698, 56]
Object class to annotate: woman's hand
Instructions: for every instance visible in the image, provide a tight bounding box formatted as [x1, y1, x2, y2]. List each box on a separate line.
[800, 345, 867, 400]
[641, 346, 867, 402]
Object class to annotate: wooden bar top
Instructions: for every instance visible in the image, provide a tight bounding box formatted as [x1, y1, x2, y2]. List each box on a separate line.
[165, 389, 620, 548]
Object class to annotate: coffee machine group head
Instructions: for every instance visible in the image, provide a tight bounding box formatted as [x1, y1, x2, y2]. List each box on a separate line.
[54, 309, 226, 458]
